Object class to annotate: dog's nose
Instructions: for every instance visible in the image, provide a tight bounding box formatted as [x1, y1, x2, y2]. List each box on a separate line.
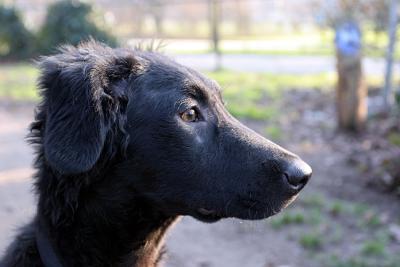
[283, 159, 312, 190]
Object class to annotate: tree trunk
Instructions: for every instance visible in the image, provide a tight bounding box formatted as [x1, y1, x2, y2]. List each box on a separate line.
[210, 0, 221, 71]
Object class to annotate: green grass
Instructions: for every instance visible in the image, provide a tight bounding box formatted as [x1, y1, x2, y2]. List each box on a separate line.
[307, 208, 323, 225]
[388, 133, 400, 147]
[362, 240, 386, 256]
[325, 255, 400, 267]
[208, 71, 337, 93]
[163, 27, 399, 58]
[365, 213, 382, 227]
[264, 125, 283, 141]
[227, 104, 277, 120]
[0, 63, 39, 100]
[299, 232, 323, 250]
[330, 201, 344, 216]
[353, 203, 370, 216]
[0, 64, 337, 104]
[299, 194, 325, 209]
[208, 71, 336, 120]
[0, 63, 389, 121]
[269, 211, 305, 229]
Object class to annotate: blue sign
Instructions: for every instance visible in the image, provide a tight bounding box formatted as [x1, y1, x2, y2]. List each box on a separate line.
[335, 22, 361, 56]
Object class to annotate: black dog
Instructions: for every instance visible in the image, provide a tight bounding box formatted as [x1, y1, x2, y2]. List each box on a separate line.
[0, 41, 311, 267]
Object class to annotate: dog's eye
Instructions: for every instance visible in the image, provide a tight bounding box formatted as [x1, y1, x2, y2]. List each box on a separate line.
[181, 108, 199, 122]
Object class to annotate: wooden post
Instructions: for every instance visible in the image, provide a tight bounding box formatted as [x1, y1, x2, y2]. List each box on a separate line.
[335, 21, 367, 132]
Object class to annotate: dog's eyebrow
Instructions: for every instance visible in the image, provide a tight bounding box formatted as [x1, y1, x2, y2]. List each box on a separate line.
[184, 84, 209, 102]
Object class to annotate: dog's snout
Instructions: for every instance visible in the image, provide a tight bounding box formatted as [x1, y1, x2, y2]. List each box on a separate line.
[283, 159, 312, 190]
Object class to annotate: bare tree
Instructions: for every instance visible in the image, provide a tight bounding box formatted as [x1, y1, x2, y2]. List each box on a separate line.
[234, 0, 250, 35]
[146, 0, 165, 37]
[209, 0, 221, 70]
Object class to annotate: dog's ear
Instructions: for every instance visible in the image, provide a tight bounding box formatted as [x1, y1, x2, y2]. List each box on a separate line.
[38, 43, 140, 174]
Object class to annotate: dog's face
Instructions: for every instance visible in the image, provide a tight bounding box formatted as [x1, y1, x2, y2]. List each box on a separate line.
[39, 43, 311, 223]
[122, 53, 311, 222]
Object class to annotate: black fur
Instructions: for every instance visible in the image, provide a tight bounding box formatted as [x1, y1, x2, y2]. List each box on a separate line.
[1, 41, 311, 267]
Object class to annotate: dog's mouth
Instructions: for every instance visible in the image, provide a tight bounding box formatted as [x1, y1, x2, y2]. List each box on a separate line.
[193, 196, 296, 222]
[191, 191, 301, 222]
[194, 208, 223, 223]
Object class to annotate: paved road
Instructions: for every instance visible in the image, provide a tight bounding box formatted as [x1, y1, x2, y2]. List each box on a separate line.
[131, 38, 397, 75]
[172, 54, 398, 75]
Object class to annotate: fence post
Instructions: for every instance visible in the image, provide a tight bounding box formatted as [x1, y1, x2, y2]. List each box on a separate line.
[335, 21, 367, 132]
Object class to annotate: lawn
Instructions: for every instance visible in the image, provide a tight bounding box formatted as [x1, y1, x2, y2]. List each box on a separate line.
[132, 26, 395, 58]
[0, 63, 39, 100]
[0, 63, 337, 121]
[0, 63, 386, 121]
[0, 63, 335, 100]
[207, 71, 336, 120]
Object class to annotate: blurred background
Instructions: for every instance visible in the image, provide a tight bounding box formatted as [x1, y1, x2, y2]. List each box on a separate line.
[0, 0, 400, 266]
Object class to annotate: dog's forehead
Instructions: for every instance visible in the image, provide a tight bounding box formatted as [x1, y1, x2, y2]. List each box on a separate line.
[140, 51, 222, 99]
[182, 73, 221, 97]
[163, 59, 222, 98]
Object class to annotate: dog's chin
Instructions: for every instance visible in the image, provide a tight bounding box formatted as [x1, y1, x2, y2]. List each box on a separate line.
[236, 194, 299, 220]
[192, 207, 276, 222]
[190, 195, 299, 223]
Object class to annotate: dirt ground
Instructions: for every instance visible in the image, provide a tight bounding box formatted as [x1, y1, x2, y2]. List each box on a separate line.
[0, 89, 399, 267]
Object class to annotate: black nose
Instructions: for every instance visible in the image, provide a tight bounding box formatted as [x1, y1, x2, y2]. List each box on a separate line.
[284, 159, 312, 190]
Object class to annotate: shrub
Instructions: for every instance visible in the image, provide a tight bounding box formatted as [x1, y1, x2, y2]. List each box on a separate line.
[0, 5, 34, 60]
[37, 0, 116, 54]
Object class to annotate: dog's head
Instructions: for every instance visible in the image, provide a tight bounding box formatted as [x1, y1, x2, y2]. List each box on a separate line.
[38, 42, 311, 223]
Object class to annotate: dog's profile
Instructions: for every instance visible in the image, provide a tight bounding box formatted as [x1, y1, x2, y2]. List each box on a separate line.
[0, 41, 311, 267]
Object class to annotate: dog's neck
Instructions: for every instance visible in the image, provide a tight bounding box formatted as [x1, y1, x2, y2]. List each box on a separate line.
[121, 216, 178, 267]
[123, 217, 178, 267]
[36, 167, 177, 267]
